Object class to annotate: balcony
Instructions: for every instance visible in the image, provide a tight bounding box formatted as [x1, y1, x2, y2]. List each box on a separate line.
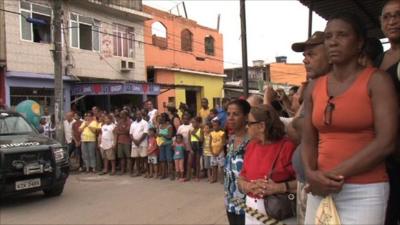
[82, 0, 152, 21]
[90, 0, 142, 11]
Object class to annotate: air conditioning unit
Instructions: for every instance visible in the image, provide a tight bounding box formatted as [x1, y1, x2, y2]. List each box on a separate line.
[120, 59, 135, 72]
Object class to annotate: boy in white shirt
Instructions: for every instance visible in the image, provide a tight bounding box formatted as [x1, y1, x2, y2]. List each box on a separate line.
[99, 114, 116, 175]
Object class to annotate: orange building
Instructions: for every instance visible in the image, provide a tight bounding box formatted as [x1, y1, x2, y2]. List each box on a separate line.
[143, 5, 225, 113]
[268, 63, 306, 86]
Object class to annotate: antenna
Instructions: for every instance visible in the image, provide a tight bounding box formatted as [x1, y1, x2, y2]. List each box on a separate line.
[217, 14, 221, 32]
[182, 1, 188, 19]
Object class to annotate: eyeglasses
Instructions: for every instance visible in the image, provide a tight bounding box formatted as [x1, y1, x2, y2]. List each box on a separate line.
[381, 11, 400, 22]
[246, 121, 261, 126]
[324, 96, 335, 126]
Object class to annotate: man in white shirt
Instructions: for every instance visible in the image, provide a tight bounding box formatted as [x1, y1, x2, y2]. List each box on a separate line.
[63, 111, 75, 156]
[145, 100, 158, 127]
[130, 110, 149, 177]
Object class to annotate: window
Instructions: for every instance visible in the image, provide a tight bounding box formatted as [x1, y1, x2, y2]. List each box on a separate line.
[20, 1, 52, 43]
[205, 35, 215, 56]
[151, 21, 167, 49]
[0, 115, 35, 135]
[113, 24, 135, 58]
[147, 68, 155, 83]
[181, 29, 192, 51]
[70, 13, 100, 51]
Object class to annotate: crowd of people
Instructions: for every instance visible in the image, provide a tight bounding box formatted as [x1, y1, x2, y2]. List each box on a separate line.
[55, 2, 400, 225]
[62, 99, 230, 184]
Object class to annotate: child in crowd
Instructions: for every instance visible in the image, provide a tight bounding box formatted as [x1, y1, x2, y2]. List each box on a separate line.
[210, 118, 226, 183]
[189, 116, 204, 181]
[177, 112, 193, 180]
[99, 114, 116, 175]
[147, 128, 159, 178]
[202, 122, 213, 183]
[38, 117, 49, 136]
[208, 108, 218, 124]
[173, 134, 186, 182]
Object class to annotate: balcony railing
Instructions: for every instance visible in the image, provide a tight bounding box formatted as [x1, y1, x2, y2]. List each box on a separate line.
[89, 0, 142, 11]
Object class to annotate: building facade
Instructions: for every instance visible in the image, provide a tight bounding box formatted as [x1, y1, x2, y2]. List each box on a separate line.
[1, 0, 155, 112]
[224, 60, 306, 98]
[143, 5, 225, 113]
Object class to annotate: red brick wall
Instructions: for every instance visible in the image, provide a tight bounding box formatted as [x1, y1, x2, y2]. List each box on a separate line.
[143, 5, 224, 75]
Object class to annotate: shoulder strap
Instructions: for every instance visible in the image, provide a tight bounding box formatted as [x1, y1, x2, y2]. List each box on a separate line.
[397, 62, 400, 82]
[358, 67, 376, 83]
[267, 140, 285, 180]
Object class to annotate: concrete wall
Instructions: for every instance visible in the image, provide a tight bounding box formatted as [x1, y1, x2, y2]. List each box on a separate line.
[143, 5, 224, 75]
[174, 72, 223, 112]
[0, 0, 6, 63]
[67, 1, 146, 81]
[4, 0, 146, 81]
[154, 69, 175, 112]
[0, 68, 5, 106]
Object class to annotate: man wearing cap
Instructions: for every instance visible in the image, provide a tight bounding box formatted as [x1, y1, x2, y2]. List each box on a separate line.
[289, 31, 332, 225]
[292, 31, 331, 80]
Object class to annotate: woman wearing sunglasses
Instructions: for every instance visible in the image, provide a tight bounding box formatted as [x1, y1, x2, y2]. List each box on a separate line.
[237, 105, 297, 225]
[302, 12, 398, 225]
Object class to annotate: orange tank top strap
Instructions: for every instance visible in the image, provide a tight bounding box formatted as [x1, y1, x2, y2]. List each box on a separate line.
[312, 67, 377, 99]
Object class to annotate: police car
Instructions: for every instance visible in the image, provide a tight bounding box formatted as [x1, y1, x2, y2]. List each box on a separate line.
[0, 110, 69, 197]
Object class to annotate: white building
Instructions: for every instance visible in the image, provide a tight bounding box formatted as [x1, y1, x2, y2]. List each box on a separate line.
[0, 0, 157, 112]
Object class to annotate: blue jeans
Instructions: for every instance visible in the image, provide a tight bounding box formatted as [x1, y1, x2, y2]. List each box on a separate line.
[159, 144, 173, 162]
[81, 141, 96, 169]
[305, 182, 389, 225]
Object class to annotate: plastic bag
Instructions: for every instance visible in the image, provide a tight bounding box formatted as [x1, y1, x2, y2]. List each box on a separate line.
[315, 195, 341, 225]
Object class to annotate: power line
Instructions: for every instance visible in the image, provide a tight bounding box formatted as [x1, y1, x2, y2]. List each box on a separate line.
[1, 5, 306, 76]
[4, 1, 226, 52]
[0, 7, 242, 66]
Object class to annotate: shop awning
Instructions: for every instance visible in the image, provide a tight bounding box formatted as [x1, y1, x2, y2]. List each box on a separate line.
[299, 0, 385, 38]
[71, 82, 160, 96]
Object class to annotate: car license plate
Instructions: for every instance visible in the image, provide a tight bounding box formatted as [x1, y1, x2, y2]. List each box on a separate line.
[15, 178, 41, 191]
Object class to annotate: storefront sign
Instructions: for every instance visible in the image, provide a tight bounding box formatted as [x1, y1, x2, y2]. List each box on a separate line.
[71, 83, 160, 96]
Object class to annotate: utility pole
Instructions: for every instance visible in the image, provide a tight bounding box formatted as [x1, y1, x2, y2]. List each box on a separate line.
[53, 0, 64, 143]
[240, 0, 249, 98]
[308, 0, 313, 38]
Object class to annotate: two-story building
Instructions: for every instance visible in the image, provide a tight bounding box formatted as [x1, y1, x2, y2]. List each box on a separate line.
[0, 0, 156, 112]
[143, 5, 225, 113]
[224, 59, 306, 98]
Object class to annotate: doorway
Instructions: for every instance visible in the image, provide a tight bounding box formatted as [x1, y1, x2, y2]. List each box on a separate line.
[185, 90, 197, 116]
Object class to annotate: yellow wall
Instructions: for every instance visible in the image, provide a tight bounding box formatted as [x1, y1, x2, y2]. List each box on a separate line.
[174, 72, 224, 112]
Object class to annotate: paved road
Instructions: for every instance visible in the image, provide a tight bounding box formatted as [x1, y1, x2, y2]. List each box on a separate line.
[0, 173, 229, 225]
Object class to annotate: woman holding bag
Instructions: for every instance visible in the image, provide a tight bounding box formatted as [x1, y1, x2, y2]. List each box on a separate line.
[237, 105, 297, 225]
[302, 12, 398, 225]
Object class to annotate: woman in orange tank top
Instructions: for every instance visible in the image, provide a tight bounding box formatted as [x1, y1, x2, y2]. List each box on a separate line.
[302, 12, 398, 225]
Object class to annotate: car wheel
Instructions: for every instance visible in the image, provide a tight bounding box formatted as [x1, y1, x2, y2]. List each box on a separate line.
[43, 184, 64, 197]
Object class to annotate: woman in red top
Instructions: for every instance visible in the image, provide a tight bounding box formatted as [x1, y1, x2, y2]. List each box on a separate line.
[302, 12, 398, 225]
[237, 105, 296, 225]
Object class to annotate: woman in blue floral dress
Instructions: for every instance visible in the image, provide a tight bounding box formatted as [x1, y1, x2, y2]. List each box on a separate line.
[224, 99, 251, 225]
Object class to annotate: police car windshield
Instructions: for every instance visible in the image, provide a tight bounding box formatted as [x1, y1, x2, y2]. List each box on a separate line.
[0, 114, 34, 135]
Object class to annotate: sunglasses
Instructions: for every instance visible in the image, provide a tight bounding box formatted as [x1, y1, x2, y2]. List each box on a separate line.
[324, 96, 335, 126]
